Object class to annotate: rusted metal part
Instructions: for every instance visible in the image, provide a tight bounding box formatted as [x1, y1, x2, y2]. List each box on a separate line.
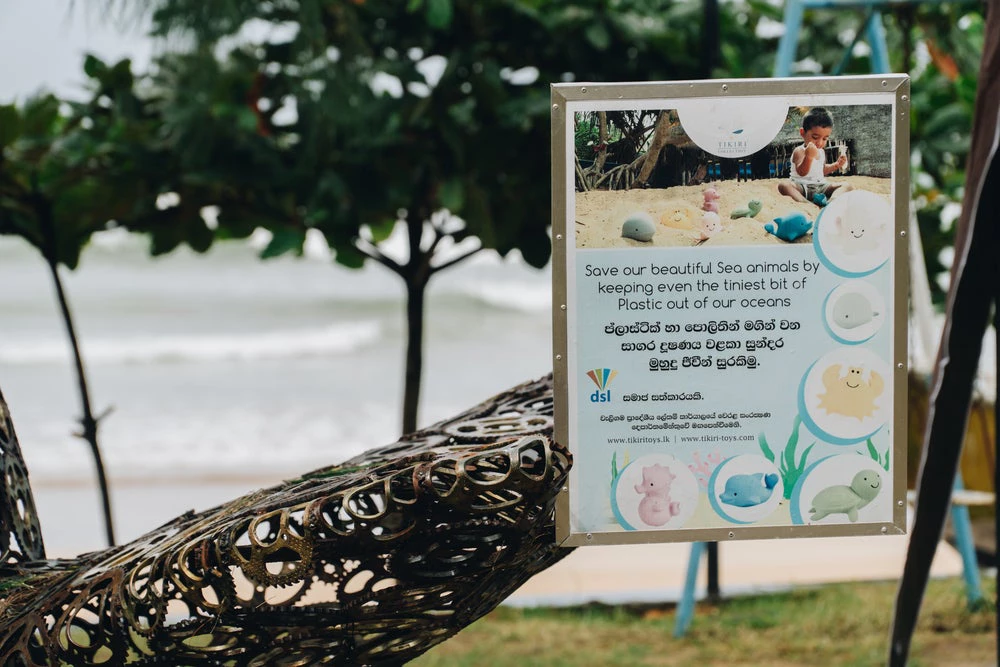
[0, 388, 46, 565]
[0, 375, 571, 665]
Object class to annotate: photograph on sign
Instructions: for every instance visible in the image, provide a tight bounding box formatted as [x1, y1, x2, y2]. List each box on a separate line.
[552, 77, 908, 547]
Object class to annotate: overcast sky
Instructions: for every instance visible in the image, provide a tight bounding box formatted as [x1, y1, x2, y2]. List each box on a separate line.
[0, 0, 153, 102]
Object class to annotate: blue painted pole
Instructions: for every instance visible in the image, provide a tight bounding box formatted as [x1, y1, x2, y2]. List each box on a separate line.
[674, 541, 705, 638]
[774, 0, 805, 77]
[950, 476, 984, 606]
[864, 10, 891, 73]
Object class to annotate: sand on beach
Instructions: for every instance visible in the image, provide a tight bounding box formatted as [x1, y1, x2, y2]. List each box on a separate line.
[574, 175, 892, 249]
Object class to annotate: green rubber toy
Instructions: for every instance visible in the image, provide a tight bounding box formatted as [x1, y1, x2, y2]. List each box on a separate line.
[730, 199, 762, 219]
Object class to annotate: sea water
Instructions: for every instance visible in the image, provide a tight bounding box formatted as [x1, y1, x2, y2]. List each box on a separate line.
[0, 228, 553, 485]
[3, 227, 995, 554]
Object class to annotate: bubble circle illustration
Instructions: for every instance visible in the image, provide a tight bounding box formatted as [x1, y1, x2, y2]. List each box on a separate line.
[814, 190, 892, 277]
[611, 454, 699, 531]
[790, 454, 889, 525]
[798, 347, 891, 444]
[708, 454, 784, 525]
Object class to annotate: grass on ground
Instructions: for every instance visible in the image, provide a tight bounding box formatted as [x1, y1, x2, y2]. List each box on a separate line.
[413, 576, 997, 667]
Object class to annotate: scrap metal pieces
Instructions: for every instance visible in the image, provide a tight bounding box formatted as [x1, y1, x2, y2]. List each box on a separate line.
[0, 374, 570, 665]
[0, 388, 46, 566]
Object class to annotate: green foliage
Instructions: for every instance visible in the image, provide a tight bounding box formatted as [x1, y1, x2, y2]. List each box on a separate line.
[85, 0, 987, 305]
[717, 0, 785, 78]
[759, 416, 814, 500]
[97, 0, 788, 432]
[790, 2, 985, 304]
[66, 0, 987, 436]
[0, 94, 131, 267]
[134, 1, 551, 269]
[864, 437, 890, 471]
[111, 0, 788, 274]
[575, 121, 601, 161]
[0, 56, 220, 264]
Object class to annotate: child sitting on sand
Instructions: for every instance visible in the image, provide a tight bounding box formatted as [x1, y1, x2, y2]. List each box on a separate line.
[777, 107, 852, 205]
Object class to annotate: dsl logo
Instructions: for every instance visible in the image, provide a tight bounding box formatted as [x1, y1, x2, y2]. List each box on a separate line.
[586, 368, 617, 403]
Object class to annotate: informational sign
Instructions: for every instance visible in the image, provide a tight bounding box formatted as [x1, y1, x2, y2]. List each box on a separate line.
[552, 76, 909, 546]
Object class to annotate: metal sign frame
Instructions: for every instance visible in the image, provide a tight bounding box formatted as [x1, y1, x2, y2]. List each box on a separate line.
[552, 75, 910, 547]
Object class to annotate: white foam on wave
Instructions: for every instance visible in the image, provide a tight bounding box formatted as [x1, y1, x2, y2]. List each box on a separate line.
[21, 401, 393, 483]
[456, 281, 552, 313]
[0, 321, 382, 365]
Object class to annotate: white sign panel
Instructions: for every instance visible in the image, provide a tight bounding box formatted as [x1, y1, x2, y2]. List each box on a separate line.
[552, 76, 909, 546]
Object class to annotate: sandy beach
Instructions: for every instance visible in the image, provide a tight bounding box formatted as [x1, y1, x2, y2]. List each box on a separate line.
[31, 476, 285, 558]
[575, 176, 892, 249]
[33, 476, 965, 611]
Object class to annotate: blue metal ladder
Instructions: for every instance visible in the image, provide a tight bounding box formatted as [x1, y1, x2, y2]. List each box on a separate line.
[674, 8, 987, 637]
[773, 0, 891, 77]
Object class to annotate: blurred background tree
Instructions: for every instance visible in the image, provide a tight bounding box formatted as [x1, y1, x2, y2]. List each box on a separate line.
[0, 67, 152, 546]
[0, 0, 983, 582]
[0, 93, 122, 544]
[91, 0, 767, 434]
[769, 0, 984, 303]
[64, 0, 987, 436]
[0, 54, 242, 544]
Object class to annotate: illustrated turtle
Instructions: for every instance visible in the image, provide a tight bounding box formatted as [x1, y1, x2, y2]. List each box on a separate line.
[809, 469, 882, 522]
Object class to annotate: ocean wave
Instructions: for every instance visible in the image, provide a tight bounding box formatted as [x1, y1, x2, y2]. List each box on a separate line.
[455, 281, 551, 313]
[0, 321, 382, 365]
[19, 402, 393, 483]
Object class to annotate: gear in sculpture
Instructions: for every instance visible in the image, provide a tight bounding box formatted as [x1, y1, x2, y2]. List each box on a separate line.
[0, 376, 571, 666]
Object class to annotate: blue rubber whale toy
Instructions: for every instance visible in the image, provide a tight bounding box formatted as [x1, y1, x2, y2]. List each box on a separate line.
[765, 212, 813, 242]
[719, 472, 780, 507]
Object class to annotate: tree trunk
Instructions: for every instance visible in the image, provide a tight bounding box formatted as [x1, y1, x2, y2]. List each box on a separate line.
[400, 206, 431, 436]
[634, 111, 675, 188]
[35, 194, 116, 547]
[44, 259, 116, 547]
[394, 201, 480, 436]
[401, 272, 427, 436]
[591, 111, 610, 178]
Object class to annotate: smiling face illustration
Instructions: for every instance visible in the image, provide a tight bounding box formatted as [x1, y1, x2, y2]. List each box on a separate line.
[833, 213, 885, 255]
[817, 364, 884, 420]
[851, 469, 882, 501]
[843, 217, 866, 239]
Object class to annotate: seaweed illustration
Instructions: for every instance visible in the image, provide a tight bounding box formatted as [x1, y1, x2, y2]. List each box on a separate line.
[759, 415, 815, 499]
[611, 450, 630, 481]
[688, 449, 723, 489]
[862, 437, 891, 471]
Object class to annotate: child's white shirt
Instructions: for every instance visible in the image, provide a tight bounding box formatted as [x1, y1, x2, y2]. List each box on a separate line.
[790, 144, 826, 184]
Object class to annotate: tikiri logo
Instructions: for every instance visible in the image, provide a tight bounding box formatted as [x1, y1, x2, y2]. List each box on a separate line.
[586, 368, 617, 403]
[675, 98, 788, 159]
[718, 128, 749, 155]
